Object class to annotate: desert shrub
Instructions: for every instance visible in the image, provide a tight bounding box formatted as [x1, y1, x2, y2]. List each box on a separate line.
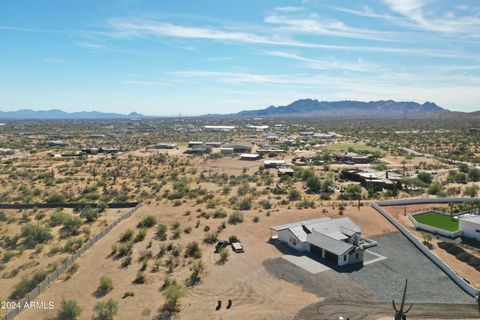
[288, 189, 301, 201]
[119, 229, 134, 243]
[253, 216, 260, 223]
[63, 237, 83, 253]
[184, 241, 202, 259]
[47, 192, 66, 204]
[260, 200, 272, 209]
[219, 248, 229, 263]
[49, 209, 69, 226]
[10, 270, 47, 299]
[156, 224, 168, 241]
[61, 215, 82, 236]
[228, 211, 243, 225]
[238, 198, 252, 211]
[137, 215, 157, 228]
[213, 209, 227, 218]
[21, 223, 52, 247]
[203, 232, 218, 244]
[95, 276, 113, 297]
[56, 298, 81, 320]
[48, 244, 62, 256]
[133, 271, 146, 284]
[134, 228, 147, 243]
[93, 299, 118, 320]
[117, 242, 133, 257]
[80, 207, 99, 222]
[187, 260, 204, 286]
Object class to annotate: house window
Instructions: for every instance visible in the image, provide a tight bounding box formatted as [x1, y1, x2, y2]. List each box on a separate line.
[356, 253, 359, 259]
[344, 255, 347, 261]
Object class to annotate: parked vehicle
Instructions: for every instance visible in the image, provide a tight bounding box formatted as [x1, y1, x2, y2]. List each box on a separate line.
[231, 242, 244, 253]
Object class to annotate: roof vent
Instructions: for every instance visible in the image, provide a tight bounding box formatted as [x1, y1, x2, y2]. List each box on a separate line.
[301, 224, 312, 234]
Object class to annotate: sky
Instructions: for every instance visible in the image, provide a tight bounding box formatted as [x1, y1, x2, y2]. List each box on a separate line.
[1, 0, 480, 116]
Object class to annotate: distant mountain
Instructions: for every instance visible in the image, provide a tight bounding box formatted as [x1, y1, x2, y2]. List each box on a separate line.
[235, 99, 449, 118]
[0, 109, 145, 120]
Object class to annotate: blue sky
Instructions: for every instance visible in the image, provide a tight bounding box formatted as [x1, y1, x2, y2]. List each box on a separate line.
[1, 0, 480, 115]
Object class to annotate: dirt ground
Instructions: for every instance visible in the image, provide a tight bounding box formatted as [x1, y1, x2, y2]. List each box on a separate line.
[15, 203, 478, 320]
[382, 204, 480, 289]
[16, 205, 394, 320]
[0, 208, 129, 308]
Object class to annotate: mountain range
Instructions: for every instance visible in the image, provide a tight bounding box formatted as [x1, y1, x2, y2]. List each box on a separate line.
[0, 99, 473, 119]
[0, 109, 144, 120]
[235, 99, 448, 118]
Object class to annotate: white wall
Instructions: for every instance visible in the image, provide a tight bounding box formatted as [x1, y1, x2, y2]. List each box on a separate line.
[460, 220, 480, 240]
[277, 229, 308, 251]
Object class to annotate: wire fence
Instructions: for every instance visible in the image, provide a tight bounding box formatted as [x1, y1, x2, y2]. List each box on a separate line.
[2, 203, 142, 320]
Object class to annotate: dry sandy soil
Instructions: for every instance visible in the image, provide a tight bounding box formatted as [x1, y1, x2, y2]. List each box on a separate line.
[15, 203, 479, 320]
[382, 204, 480, 289]
[0, 208, 129, 308]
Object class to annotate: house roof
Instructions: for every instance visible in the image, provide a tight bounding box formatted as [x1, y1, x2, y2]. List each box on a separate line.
[270, 217, 361, 244]
[460, 214, 480, 224]
[307, 231, 354, 256]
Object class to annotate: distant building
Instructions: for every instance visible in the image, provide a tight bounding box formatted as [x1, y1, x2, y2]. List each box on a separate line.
[222, 142, 252, 154]
[264, 160, 287, 168]
[277, 167, 294, 176]
[270, 217, 364, 266]
[204, 125, 235, 132]
[220, 147, 235, 155]
[184, 145, 212, 155]
[257, 145, 285, 154]
[155, 143, 178, 149]
[341, 169, 401, 190]
[335, 152, 375, 164]
[240, 153, 261, 161]
[48, 140, 70, 147]
[205, 142, 222, 148]
[0, 148, 16, 156]
[188, 141, 204, 148]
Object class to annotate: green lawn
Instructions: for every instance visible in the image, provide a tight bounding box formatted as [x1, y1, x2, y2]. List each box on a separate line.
[414, 212, 459, 232]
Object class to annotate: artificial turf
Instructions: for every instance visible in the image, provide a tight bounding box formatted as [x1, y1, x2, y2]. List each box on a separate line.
[414, 212, 459, 232]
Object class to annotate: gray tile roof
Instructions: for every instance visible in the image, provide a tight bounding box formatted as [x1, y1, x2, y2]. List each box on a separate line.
[307, 231, 354, 256]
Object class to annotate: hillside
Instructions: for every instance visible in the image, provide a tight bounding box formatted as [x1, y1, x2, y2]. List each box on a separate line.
[235, 99, 448, 118]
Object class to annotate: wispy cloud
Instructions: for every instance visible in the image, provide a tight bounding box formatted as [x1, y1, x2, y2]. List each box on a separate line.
[264, 11, 396, 42]
[76, 41, 107, 50]
[262, 50, 384, 72]
[104, 18, 465, 57]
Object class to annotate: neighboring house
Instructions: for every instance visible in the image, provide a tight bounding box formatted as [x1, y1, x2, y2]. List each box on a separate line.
[335, 152, 375, 164]
[277, 167, 294, 176]
[460, 215, 480, 241]
[222, 142, 252, 154]
[240, 153, 261, 161]
[48, 140, 70, 147]
[188, 141, 204, 148]
[155, 142, 178, 149]
[270, 217, 364, 266]
[184, 145, 212, 155]
[264, 159, 287, 168]
[205, 142, 222, 148]
[203, 125, 235, 132]
[0, 148, 16, 155]
[341, 169, 402, 190]
[257, 144, 285, 154]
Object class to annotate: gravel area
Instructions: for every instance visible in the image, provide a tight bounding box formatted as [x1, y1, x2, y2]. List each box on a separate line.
[346, 232, 475, 304]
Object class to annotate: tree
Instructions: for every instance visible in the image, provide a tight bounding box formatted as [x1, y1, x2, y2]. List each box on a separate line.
[458, 163, 469, 173]
[93, 299, 118, 320]
[344, 184, 362, 200]
[417, 172, 433, 185]
[56, 299, 81, 320]
[306, 175, 321, 193]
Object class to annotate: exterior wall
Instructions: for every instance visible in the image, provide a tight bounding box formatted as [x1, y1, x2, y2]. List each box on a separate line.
[409, 214, 462, 238]
[347, 249, 364, 265]
[337, 253, 348, 266]
[460, 220, 480, 240]
[277, 229, 308, 251]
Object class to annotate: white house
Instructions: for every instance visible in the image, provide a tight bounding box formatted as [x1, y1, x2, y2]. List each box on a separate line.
[270, 217, 364, 266]
[459, 215, 480, 241]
